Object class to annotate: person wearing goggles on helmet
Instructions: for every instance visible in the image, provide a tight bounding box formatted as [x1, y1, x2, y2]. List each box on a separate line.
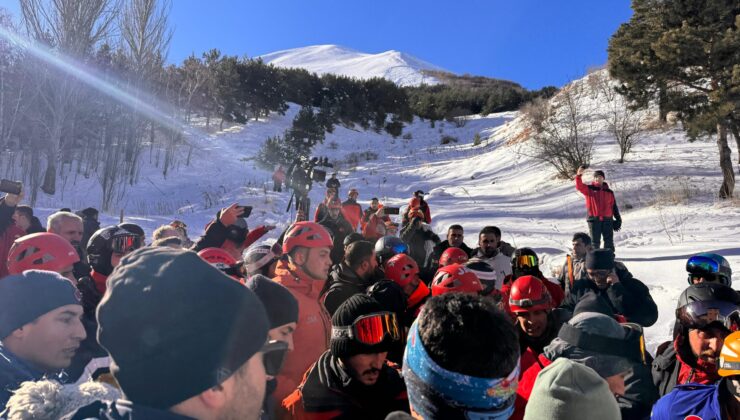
[283, 295, 408, 419]
[653, 283, 740, 398]
[502, 248, 564, 308]
[652, 331, 740, 420]
[686, 252, 733, 287]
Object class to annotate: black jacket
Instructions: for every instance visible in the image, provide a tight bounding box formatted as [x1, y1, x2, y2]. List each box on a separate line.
[25, 216, 45, 234]
[284, 350, 408, 420]
[426, 240, 474, 268]
[67, 275, 108, 382]
[319, 214, 354, 265]
[323, 263, 376, 316]
[559, 267, 658, 327]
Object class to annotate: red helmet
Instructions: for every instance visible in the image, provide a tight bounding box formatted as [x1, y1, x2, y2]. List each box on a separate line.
[282, 221, 333, 254]
[432, 264, 483, 296]
[197, 247, 237, 270]
[7, 232, 80, 274]
[508, 275, 552, 313]
[439, 247, 469, 267]
[385, 254, 420, 287]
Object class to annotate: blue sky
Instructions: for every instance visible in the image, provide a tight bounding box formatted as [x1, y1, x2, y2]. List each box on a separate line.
[2, 0, 633, 89]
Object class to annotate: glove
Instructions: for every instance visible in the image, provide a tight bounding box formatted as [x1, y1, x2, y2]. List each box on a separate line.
[613, 217, 622, 232]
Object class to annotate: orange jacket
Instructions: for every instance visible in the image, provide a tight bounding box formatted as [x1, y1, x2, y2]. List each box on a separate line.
[340, 199, 362, 230]
[272, 259, 332, 411]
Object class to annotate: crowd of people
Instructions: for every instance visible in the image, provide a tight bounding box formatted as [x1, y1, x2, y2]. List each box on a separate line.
[0, 165, 739, 420]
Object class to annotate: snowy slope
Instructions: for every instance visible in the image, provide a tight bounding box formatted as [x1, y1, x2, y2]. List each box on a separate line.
[13, 70, 740, 355]
[259, 44, 447, 86]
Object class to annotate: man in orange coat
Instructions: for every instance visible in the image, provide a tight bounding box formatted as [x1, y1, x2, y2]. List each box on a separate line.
[273, 221, 334, 411]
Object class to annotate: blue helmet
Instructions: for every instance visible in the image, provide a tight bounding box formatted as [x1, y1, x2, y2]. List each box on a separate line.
[686, 253, 732, 286]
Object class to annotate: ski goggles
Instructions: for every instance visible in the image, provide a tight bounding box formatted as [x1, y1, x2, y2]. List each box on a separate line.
[676, 300, 740, 331]
[111, 234, 143, 254]
[331, 312, 401, 345]
[391, 242, 409, 255]
[513, 255, 538, 268]
[686, 255, 722, 275]
[262, 340, 289, 377]
[623, 323, 648, 365]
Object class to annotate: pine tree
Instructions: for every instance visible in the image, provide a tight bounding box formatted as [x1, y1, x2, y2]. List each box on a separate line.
[608, 0, 740, 198]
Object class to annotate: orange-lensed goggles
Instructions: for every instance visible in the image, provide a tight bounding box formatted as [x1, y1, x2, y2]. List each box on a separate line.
[331, 312, 401, 345]
[514, 255, 538, 268]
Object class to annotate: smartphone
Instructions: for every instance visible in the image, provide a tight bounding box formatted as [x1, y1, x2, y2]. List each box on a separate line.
[237, 205, 253, 218]
[384, 207, 400, 215]
[0, 179, 22, 195]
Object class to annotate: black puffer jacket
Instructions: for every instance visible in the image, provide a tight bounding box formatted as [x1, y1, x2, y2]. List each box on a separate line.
[323, 263, 376, 316]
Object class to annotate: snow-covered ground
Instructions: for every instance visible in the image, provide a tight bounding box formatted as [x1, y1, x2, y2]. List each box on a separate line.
[18, 71, 740, 353]
[259, 44, 446, 86]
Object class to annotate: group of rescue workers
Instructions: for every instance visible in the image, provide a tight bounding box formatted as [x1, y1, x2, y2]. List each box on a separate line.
[0, 165, 738, 420]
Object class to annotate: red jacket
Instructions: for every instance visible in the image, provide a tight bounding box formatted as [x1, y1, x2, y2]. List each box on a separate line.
[273, 260, 332, 412]
[512, 354, 553, 420]
[273, 167, 286, 183]
[340, 199, 362, 231]
[575, 175, 615, 220]
[0, 200, 25, 279]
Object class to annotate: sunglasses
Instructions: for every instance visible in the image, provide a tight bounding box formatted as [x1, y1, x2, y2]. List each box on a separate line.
[676, 300, 740, 332]
[111, 235, 143, 254]
[514, 255, 537, 268]
[331, 312, 401, 346]
[262, 340, 289, 377]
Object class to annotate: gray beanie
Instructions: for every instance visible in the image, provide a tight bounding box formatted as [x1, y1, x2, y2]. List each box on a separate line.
[543, 311, 632, 378]
[524, 358, 620, 420]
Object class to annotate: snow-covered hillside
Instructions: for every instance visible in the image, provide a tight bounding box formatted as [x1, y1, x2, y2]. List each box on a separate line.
[19, 70, 740, 354]
[259, 44, 446, 86]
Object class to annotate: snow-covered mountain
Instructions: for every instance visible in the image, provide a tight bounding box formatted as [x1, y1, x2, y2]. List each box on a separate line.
[259, 44, 447, 86]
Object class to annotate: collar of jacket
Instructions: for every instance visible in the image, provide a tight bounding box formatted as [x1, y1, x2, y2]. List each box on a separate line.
[0, 342, 56, 383]
[331, 263, 371, 288]
[274, 259, 326, 294]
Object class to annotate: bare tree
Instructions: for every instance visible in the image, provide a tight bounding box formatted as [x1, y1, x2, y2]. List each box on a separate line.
[590, 70, 645, 163]
[526, 82, 595, 178]
[20, 0, 118, 195]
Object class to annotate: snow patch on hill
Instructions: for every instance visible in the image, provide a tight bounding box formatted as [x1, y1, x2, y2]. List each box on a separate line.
[259, 44, 447, 86]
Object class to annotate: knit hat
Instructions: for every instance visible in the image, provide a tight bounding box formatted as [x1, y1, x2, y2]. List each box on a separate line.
[245, 275, 298, 329]
[331, 295, 397, 359]
[572, 291, 615, 318]
[0, 270, 81, 339]
[543, 312, 632, 378]
[524, 358, 620, 420]
[585, 249, 614, 270]
[97, 247, 269, 409]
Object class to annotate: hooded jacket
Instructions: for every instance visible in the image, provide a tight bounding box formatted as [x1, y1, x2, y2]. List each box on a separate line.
[652, 334, 723, 398]
[273, 260, 332, 410]
[322, 263, 376, 317]
[575, 175, 615, 220]
[282, 350, 408, 420]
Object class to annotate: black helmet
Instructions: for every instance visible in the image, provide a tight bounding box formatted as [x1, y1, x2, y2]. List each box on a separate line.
[343, 232, 365, 248]
[87, 226, 144, 276]
[374, 236, 409, 266]
[118, 223, 145, 240]
[677, 283, 740, 309]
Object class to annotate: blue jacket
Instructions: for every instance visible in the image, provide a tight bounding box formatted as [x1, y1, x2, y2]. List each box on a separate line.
[0, 344, 65, 410]
[651, 382, 722, 420]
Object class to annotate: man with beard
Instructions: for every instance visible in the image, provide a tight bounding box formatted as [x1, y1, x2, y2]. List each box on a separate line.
[427, 225, 473, 268]
[0, 271, 85, 410]
[283, 295, 408, 419]
[652, 331, 740, 419]
[652, 282, 740, 397]
[47, 211, 89, 279]
[323, 241, 380, 316]
[559, 249, 658, 327]
[469, 226, 512, 291]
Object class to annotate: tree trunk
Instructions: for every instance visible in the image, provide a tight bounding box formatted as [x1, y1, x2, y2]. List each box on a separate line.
[730, 121, 740, 165]
[658, 84, 669, 122]
[718, 122, 735, 199]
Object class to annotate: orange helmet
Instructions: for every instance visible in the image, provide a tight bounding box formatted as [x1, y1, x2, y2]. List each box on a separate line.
[431, 264, 482, 296]
[7, 232, 80, 274]
[718, 331, 740, 377]
[385, 254, 419, 288]
[282, 222, 333, 254]
[439, 247, 469, 267]
[508, 275, 552, 313]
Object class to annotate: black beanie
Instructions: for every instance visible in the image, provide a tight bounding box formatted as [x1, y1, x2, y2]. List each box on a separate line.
[97, 247, 269, 409]
[0, 270, 81, 339]
[585, 249, 614, 270]
[331, 294, 396, 359]
[246, 274, 299, 329]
